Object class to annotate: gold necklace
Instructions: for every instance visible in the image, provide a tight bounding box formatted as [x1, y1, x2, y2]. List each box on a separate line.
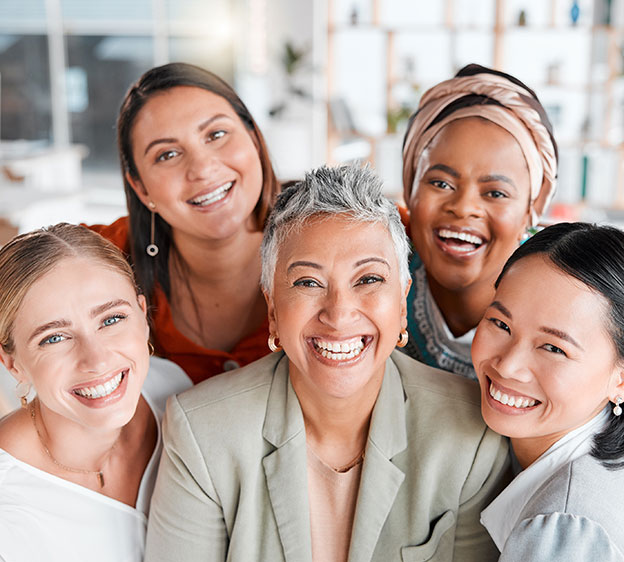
[30, 400, 118, 488]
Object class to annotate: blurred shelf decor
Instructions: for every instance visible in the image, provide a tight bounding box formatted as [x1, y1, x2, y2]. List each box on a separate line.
[325, 0, 624, 211]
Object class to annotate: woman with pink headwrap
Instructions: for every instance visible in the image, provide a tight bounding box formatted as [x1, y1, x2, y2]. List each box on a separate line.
[401, 64, 558, 379]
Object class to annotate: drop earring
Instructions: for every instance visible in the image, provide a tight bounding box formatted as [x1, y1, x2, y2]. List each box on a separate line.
[613, 397, 623, 417]
[15, 380, 31, 408]
[146, 202, 159, 257]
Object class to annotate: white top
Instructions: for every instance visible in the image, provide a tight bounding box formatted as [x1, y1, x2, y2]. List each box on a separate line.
[0, 356, 191, 562]
[480, 406, 610, 551]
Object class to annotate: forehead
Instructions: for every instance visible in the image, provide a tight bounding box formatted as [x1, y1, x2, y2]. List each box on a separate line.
[134, 86, 235, 130]
[496, 255, 610, 333]
[420, 117, 528, 175]
[277, 215, 397, 268]
[16, 257, 135, 321]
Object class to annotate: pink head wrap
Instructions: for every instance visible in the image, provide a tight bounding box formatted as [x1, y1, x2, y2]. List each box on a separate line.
[402, 65, 558, 227]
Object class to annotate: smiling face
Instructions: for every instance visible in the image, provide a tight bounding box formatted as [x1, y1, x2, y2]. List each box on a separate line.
[0, 257, 150, 432]
[472, 255, 624, 456]
[128, 85, 264, 243]
[265, 215, 409, 404]
[409, 117, 531, 294]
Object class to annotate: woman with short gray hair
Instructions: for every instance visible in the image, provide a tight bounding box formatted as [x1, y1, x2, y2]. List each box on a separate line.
[146, 164, 509, 561]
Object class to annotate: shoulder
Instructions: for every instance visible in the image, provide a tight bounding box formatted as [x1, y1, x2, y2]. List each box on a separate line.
[142, 356, 193, 418]
[0, 409, 37, 462]
[389, 351, 507, 488]
[164, 352, 281, 438]
[391, 349, 481, 408]
[85, 216, 131, 254]
[513, 454, 624, 553]
[502, 512, 624, 562]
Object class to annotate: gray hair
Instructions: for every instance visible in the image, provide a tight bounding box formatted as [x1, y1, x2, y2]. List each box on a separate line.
[261, 164, 411, 294]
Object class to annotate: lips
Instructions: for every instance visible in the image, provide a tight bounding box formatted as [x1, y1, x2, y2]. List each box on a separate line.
[310, 336, 370, 362]
[434, 227, 486, 255]
[187, 181, 234, 207]
[72, 369, 127, 400]
[488, 378, 541, 410]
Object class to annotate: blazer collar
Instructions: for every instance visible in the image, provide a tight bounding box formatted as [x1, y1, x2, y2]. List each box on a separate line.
[348, 355, 408, 562]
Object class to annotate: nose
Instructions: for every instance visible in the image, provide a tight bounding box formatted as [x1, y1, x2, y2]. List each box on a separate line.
[185, 145, 219, 182]
[75, 335, 110, 374]
[318, 286, 360, 330]
[444, 186, 484, 219]
[493, 340, 533, 384]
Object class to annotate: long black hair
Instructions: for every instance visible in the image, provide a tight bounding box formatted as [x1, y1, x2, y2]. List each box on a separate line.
[497, 222, 624, 469]
[116, 62, 280, 305]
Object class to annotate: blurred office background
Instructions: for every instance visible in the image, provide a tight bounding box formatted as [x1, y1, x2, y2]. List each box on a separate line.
[2, 0, 624, 240]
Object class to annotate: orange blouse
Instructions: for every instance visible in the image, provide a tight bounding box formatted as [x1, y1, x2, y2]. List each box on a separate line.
[88, 217, 270, 384]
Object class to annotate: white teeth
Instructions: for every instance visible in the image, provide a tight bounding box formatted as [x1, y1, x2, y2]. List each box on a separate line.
[74, 372, 123, 399]
[489, 382, 537, 409]
[438, 228, 484, 246]
[314, 338, 365, 361]
[189, 182, 233, 206]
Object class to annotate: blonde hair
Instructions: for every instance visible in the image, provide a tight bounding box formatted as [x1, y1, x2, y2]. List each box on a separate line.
[0, 223, 139, 354]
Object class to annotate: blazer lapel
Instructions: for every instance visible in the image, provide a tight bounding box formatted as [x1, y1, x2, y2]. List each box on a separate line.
[348, 357, 408, 562]
[262, 355, 312, 562]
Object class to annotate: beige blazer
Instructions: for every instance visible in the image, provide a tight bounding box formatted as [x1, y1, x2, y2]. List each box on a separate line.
[145, 350, 509, 562]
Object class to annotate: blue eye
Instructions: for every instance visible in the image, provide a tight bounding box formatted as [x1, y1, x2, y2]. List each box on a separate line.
[102, 314, 126, 327]
[40, 334, 66, 346]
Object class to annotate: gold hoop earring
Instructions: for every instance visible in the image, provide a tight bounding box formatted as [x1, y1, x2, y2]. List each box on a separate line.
[148, 341, 155, 356]
[397, 330, 409, 348]
[268, 334, 282, 352]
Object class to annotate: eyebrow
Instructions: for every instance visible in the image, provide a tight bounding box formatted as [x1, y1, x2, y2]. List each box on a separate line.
[490, 300, 512, 318]
[479, 174, 517, 188]
[355, 257, 390, 268]
[539, 326, 583, 350]
[28, 320, 71, 344]
[90, 299, 132, 318]
[287, 261, 322, 273]
[425, 164, 459, 178]
[143, 114, 232, 156]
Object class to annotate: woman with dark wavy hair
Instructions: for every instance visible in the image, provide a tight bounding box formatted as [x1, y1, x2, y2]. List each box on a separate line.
[91, 62, 281, 384]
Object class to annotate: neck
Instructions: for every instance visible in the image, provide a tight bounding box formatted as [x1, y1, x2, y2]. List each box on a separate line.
[427, 275, 494, 337]
[510, 437, 556, 470]
[292, 368, 383, 467]
[34, 399, 124, 473]
[171, 225, 264, 287]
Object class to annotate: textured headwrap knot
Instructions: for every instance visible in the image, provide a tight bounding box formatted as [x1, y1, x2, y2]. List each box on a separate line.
[402, 67, 558, 227]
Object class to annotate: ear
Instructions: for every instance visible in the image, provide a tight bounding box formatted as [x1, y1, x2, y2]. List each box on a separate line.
[400, 278, 412, 330]
[0, 347, 24, 383]
[610, 364, 624, 403]
[263, 290, 278, 336]
[137, 294, 150, 338]
[125, 172, 152, 209]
